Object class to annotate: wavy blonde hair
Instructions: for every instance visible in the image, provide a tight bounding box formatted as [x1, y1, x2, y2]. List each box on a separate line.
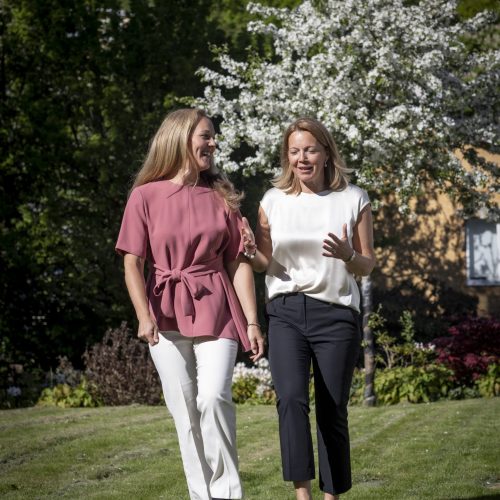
[132, 108, 243, 210]
[273, 117, 352, 194]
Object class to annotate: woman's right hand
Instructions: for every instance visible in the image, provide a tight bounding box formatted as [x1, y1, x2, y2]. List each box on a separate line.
[138, 316, 159, 346]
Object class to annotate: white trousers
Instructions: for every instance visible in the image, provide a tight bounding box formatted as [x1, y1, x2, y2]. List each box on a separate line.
[149, 331, 242, 500]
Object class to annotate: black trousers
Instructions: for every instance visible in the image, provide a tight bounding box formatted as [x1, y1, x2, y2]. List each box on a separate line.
[266, 293, 361, 495]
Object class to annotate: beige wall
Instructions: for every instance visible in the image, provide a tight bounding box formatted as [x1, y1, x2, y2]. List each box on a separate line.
[373, 149, 500, 318]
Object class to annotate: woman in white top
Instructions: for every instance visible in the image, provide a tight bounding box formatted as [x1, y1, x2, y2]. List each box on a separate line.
[242, 117, 376, 500]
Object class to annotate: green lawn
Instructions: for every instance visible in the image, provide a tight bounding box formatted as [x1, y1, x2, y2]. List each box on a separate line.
[0, 399, 498, 499]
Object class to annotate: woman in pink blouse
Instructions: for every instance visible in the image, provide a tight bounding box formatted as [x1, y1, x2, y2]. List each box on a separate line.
[116, 108, 264, 500]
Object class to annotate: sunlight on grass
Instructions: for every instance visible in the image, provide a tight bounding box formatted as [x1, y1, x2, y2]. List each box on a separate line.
[0, 399, 498, 499]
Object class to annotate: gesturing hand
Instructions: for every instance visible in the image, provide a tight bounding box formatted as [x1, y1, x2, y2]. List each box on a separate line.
[322, 223, 354, 261]
[241, 217, 257, 256]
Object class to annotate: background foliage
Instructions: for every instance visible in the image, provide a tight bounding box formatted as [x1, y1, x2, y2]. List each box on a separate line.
[0, 0, 296, 376]
[0, 0, 498, 407]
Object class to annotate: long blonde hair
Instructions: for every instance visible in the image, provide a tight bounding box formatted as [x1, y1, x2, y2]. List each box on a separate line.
[132, 108, 242, 210]
[273, 117, 352, 194]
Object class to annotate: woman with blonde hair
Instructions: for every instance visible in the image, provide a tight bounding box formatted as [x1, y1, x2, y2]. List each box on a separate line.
[242, 117, 376, 500]
[116, 108, 264, 500]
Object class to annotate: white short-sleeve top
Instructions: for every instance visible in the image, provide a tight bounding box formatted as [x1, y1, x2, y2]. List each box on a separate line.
[260, 184, 370, 312]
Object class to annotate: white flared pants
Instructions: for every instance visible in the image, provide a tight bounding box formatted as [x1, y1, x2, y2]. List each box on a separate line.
[149, 331, 242, 500]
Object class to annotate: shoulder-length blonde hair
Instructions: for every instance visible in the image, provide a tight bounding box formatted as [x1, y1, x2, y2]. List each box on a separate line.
[132, 108, 243, 210]
[273, 117, 352, 194]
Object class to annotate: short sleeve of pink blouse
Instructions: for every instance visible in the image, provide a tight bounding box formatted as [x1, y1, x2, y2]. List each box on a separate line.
[115, 180, 251, 352]
[223, 208, 244, 264]
[116, 188, 148, 259]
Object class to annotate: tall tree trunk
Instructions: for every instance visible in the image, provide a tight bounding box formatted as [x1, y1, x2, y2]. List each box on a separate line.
[361, 275, 376, 406]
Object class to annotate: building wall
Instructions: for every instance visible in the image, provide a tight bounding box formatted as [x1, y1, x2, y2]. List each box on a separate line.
[371, 149, 499, 336]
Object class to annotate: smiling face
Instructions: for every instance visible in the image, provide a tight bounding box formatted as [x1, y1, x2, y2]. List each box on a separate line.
[287, 130, 328, 193]
[189, 116, 216, 173]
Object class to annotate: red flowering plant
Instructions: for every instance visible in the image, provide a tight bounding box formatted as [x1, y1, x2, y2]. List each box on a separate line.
[433, 317, 500, 385]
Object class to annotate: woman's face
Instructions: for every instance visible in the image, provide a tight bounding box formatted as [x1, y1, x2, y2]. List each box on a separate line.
[288, 130, 328, 193]
[190, 117, 216, 172]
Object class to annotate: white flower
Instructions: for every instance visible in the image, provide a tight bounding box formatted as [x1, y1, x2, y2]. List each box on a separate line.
[196, 0, 499, 216]
[233, 358, 273, 390]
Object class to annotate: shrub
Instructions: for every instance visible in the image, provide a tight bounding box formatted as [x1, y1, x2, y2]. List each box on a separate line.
[365, 307, 457, 405]
[446, 385, 480, 401]
[232, 375, 259, 404]
[43, 355, 83, 389]
[475, 363, 500, 398]
[232, 358, 275, 404]
[36, 356, 100, 408]
[348, 368, 365, 406]
[369, 306, 436, 370]
[0, 337, 45, 409]
[83, 323, 163, 405]
[37, 378, 100, 408]
[433, 317, 500, 385]
[374, 364, 455, 405]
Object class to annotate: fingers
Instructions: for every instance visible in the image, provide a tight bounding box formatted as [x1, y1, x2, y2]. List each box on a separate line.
[327, 232, 341, 243]
[241, 217, 253, 238]
[144, 332, 157, 347]
[249, 347, 264, 362]
[322, 238, 337, 258]
[323, 224, 352, 260]
[322, 239, 335, 252]
[248, 329, 265, 362]
[242, 217, 251, 231]
[241, 217, 255, 238]
[254, 336, 265, 358]
[138, 321, 159, 346]
[321, 223, 352, 260]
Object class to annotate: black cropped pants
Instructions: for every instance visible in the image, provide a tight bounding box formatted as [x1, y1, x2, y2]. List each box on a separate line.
[266, 293, 361, 495]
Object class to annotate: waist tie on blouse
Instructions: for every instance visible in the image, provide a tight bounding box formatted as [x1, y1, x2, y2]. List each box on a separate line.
[152, 260, 223, 318]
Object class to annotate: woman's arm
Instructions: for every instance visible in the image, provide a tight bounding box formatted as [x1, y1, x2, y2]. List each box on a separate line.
[226, 257, 265, 361]
[241, 207, 272, 273]
[123, 253, 159, 346]
[322, 205, 376, 276]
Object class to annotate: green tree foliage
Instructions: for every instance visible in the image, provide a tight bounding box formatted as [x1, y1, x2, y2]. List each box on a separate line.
[208, 0, 300, 59]
[0, 0, 298, 382]
[457, 0, 500, 55]
[0, 0, 222, 370]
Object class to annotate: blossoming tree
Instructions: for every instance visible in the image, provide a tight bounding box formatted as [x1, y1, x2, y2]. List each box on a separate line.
[196, 0, 499, 404]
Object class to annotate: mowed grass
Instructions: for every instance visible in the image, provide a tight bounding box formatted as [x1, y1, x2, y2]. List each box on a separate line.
[0, 399, 498, 499]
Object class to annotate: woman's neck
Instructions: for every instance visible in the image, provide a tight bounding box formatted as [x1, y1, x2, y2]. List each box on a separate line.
[299, 179, 328, 194]
[169, 168, 199, 186]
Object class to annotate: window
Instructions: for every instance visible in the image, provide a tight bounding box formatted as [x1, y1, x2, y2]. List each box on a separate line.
[466, 219, 500, 286]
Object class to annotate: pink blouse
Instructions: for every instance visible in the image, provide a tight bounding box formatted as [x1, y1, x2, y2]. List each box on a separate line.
[116, 180, 251, 351]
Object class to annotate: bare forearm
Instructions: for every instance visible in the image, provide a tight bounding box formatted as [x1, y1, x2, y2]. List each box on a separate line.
[227, 258, 259, 323]
[124, 257, 150, 321]
[246, 249, 269, 273]
[227, 257, 265, 361]
[345, 251, 376, 276]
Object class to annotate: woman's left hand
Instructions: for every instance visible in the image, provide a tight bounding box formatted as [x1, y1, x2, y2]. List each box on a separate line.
[322, 223, 354, 261]
[247, 325, 265, 362]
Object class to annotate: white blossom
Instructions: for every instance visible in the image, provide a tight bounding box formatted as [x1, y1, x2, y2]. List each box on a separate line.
[233, 358, 274, 396]
[196, 0, 499, 216]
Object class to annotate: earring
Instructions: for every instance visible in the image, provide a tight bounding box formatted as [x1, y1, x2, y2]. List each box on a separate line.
[324, 160, 328, 168]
